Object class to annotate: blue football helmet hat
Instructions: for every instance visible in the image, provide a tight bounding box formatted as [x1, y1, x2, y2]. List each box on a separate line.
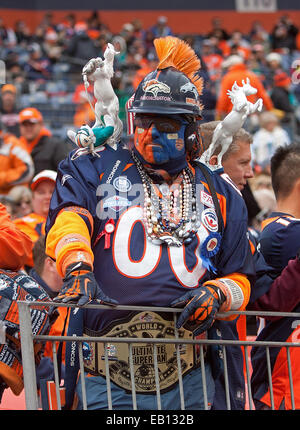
[129, 66, 202, 117]
[128, 36, 205, 160]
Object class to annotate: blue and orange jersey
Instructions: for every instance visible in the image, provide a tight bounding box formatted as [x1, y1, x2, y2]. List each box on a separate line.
[45, 145, 255, 333]
[250, 212, 300, 410]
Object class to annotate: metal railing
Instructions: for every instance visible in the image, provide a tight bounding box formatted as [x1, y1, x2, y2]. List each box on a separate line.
[17, 301, 300, 411]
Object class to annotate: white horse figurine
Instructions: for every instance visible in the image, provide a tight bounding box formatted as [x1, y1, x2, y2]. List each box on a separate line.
[68, 43, 123, 151]
[201, 77, 263, 169]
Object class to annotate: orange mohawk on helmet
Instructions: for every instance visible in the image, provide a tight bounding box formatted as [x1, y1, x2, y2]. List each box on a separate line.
[129, 36, 203, 117]
[154, 36, 203, 100]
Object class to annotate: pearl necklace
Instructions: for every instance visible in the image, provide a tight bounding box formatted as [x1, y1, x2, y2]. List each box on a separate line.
[131, 151, 200, 247]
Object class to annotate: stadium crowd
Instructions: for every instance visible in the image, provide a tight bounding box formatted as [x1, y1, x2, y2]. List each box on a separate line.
[0, 11, 300, 219]
[0, 10, 300, 410]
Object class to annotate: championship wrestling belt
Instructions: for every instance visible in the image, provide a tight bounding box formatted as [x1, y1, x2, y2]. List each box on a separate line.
[82, 311, 203, 394]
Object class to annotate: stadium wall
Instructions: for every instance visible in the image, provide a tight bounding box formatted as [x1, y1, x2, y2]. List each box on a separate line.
[0, 0, 299, 35]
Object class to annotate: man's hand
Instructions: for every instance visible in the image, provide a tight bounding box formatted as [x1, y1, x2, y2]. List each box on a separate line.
[54, 262, 118, 306]
[170, 285, 226, 335]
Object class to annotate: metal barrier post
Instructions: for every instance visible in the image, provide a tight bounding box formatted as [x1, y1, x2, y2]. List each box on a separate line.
[17, 301, 39, 410]
[222, 345, 231, 410]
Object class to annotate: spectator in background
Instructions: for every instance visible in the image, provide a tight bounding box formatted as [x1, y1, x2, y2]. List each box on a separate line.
[216, 55, 274, 118]
[0, 116, 34, 195]
[252, 111, 291, 172]
[56, 13, 76, 42]
[248, 20, 270, 48]
[247, 44, 270, 87]
[250, 144, 300, 410]
[270, 71, 295, 124]
[132, 51, 159, 90]
[112, 35, 127, 69]
[72, 78, 95, 128]
[0, 17, 16, 48]
[119, 23, 136, 52]
[131, 18, 146, 41]
[64, 21, 100, 73]
[206, 16, 230, 41]
[201, 39, 223, 82]
[24, 43, 53, 82]
[7, 185, 32, 219]
[0, 84, 20, 137]
[42, 29, 63, 65]
[14, 169, 57, 270]
[14, 20, 31, 45]
[270, 15, 299, 53]
[73, 91, 95, 128]
[0, 202, 32, 271]
[227, 30, 251, 60]
[18, 107, 70, 174]
[265, 52, 284, 88]
[150, 16, 173, 38]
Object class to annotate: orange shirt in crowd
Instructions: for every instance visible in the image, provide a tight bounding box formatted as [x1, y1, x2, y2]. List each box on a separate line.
[216, 63, 274, 117]
[14, 212, 46, 268]
[19, 127, 52, 154]
[0, 133, 34, 194]
[0, 202, 33, 271]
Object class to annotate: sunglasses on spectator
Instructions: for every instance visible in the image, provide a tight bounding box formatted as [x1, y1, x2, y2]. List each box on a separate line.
[134, 115, 186, 133]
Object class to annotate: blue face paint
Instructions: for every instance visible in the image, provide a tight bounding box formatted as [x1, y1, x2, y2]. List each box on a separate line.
[150, 122, 187, 164]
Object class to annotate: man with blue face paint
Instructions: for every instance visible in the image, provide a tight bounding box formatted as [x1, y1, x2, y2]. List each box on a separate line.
[134, 114, 187, 164]
[45, 36, 255, 410]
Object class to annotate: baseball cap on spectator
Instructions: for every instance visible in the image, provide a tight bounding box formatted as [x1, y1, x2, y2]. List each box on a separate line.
[74, 21, 87, 34]
[251, 43, 264, 53]
[19, 107, 43, 124]
[157, 16, 168, 24]
[266, 52, 282, 64]
[1, 84, 17, 94]
[222, 55, 244, 68]
[30, 170, 57, 191]
[274, 71, 291, 87]
[122, 23, 134, 32]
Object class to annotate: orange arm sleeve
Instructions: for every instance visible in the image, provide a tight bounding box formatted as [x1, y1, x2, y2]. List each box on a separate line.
[204, 272, 250, 321]
[0, 203, 33, 270]
[46, 207, 94, 277]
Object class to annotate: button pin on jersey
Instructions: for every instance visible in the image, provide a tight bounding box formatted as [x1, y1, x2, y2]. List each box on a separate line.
[94, 219, 115, 249]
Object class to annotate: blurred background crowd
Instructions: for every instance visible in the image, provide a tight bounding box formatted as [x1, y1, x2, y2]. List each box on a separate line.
[0, 10, 300, 230]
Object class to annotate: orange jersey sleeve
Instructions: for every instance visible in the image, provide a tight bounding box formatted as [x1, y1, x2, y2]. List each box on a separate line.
[46, 206, 94, 277]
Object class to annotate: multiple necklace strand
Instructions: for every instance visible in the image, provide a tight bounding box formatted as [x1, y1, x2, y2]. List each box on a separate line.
[131, 151, 200, 247]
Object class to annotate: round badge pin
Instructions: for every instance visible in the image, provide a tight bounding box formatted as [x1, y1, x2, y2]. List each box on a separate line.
[113, 176, 132, 192]
[105, 222, 115, 234]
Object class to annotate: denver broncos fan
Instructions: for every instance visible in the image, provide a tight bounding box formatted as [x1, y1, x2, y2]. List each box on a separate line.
[251, 143, 300, 410]
[45, 36, 255, 410]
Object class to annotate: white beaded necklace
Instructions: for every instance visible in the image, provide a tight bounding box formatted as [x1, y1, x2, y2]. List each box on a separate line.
[131, 151, 200, 247]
